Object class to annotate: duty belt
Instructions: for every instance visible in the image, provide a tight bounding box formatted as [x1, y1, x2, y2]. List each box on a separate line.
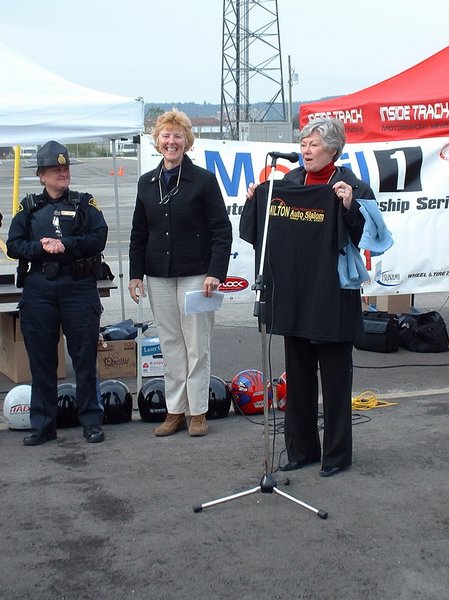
[30, 262, 73, 279]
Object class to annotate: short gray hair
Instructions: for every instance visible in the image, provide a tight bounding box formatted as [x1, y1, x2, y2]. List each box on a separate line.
[300, 117, 346, 161]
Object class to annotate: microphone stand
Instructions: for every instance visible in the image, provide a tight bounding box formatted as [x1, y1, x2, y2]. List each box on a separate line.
[193, 155, 328, 519]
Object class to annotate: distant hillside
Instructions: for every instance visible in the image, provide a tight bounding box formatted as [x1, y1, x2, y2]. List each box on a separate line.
[145, 102, 224, 119]
[144, 98, 337, 124]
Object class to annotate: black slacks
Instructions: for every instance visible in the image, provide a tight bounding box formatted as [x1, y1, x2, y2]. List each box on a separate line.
[284, 336, 353, 469]
[19, 271, 104, 434]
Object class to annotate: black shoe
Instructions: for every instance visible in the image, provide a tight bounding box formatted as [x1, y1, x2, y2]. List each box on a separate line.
[23, 430, 57, 446]
[279, 461, 305, 472]
[279, 459, 320, 472]
[319, 465, 348, 477]
[83, 426, 105, 443]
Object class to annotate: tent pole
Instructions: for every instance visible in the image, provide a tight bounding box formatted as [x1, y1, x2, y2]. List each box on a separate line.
[12, 146, 21, 214]
[111, 139, 126, 320]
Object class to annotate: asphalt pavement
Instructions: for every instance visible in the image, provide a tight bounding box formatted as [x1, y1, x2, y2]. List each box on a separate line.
[1, 158, 449, 600]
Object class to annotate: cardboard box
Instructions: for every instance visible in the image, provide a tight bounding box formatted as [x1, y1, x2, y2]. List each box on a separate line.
[368, 294, 412, 314]
[97, 340, 137, 379]
[0, 311, 66, 383]
[140, 336, 165, 377]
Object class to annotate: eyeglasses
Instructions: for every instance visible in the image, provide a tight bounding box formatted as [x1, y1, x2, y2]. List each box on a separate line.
[159, 185, 180, 205]
[158, 163, 182, 205]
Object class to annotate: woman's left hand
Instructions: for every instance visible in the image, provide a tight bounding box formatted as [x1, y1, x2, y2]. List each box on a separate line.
[333, 181, 353, 210]
[203, 276, 220, 297]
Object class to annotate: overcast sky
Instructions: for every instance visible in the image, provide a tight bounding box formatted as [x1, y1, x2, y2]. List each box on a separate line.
[1, 0, 449, 105]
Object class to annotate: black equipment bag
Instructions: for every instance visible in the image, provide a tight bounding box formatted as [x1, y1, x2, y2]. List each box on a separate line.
[398, 311, 449, 353]
[354, 311, 399, 353]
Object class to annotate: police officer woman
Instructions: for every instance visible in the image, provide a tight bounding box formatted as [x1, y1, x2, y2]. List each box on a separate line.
[7, 141, 107, 446]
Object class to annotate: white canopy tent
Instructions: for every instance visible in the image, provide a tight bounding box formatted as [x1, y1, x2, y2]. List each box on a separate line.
[0, 42, 145, 317]
[0, 41, 144, 144]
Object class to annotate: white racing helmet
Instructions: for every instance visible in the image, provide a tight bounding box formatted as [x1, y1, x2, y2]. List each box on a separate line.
[3, 385, 32, 430]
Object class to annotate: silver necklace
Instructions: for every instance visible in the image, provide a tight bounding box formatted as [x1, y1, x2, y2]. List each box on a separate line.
[159, 163, 182, 205]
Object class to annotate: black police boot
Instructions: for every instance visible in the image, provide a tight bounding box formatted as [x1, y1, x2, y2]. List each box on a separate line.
[23, 429, 57, 446]
[83, 425, 105, 443]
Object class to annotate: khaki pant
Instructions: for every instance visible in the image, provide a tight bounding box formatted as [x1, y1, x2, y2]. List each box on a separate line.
[147, 274, 214, 416]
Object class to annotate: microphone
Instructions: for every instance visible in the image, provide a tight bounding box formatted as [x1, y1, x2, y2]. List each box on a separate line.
[268, 151, 299, 163]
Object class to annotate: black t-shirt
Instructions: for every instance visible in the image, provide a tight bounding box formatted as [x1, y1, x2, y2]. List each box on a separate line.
[240, 179, 363, 341]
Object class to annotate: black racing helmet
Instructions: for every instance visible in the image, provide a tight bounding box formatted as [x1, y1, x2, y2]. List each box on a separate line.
[57, 382, 79, 428]
[137, 378, 167, 422]
[207, 375, 232, 419]
[99, 379, 133, 424]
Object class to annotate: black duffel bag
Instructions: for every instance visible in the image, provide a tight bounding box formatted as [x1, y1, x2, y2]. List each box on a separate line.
[398, 311, 449, 352]
[354, 311, 399, 353]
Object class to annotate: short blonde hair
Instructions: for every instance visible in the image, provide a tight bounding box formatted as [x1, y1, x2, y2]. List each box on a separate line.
[152, 109, 195, 152]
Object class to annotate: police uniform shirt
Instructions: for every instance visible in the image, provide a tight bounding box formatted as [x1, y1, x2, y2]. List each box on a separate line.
[28, 192, 77, 256]
[7, 189, 108, 264]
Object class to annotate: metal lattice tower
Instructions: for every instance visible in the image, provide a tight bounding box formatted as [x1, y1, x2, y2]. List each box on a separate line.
[220, 0, 286, 140]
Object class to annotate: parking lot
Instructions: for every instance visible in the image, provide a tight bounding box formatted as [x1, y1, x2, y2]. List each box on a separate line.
[1, 158, 449, 599]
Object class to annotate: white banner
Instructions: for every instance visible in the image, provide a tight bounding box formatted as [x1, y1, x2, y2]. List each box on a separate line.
[140, 134, 449, 302]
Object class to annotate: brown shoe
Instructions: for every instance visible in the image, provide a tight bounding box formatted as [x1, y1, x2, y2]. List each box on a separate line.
[189, 413, 208, 437]
[154, 413, 187, 437]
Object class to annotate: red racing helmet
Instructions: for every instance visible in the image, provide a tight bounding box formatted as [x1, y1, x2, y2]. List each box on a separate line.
[230, 369, 272, 415]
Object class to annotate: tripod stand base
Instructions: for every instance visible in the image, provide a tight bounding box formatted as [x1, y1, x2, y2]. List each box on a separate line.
[193, 473, 328, 519]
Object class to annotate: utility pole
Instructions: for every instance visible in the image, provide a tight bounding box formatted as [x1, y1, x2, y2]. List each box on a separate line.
[220, 0, 286, 140]
[287, 54, 299, 125]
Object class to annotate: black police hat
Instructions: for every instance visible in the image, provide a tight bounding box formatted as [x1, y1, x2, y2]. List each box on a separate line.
[36, 140, 71, 168]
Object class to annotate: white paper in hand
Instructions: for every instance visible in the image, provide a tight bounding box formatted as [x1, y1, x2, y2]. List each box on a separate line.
[184, 290, 225, 315]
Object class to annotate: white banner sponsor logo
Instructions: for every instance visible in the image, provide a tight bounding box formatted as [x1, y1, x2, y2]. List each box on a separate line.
[140, 135, 449, 301]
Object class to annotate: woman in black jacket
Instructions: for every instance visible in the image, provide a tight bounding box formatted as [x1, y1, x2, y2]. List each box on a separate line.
[240, 117, 379, 476]
[129, 110, 232, 437]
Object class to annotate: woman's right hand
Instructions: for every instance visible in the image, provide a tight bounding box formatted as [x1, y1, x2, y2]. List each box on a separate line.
[128, 278, 146, 303]
[40, 237, 65, 254]
[246, 182, 258, 200]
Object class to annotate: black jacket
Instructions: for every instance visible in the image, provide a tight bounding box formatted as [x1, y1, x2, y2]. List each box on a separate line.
[129, 155, 232, 282]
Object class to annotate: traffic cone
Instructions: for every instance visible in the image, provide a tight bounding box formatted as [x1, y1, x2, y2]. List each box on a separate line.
[117, 166, 124, 176]
[110, 169, 115, 176]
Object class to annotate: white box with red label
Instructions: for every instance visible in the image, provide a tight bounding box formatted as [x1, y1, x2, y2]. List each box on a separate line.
[140, 336, 165, 377]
